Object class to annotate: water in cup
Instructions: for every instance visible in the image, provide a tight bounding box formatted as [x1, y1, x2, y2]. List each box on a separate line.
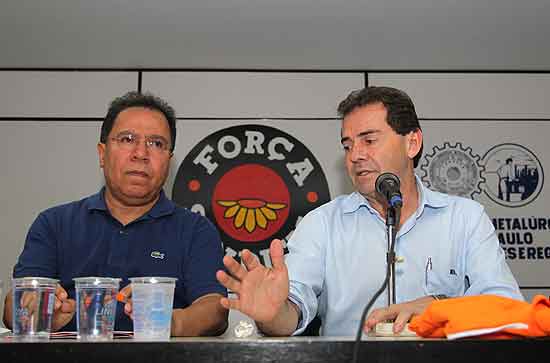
[12, 277, 58, 340]
[74, 277, 120, 341]
[130, 277, 176, 341]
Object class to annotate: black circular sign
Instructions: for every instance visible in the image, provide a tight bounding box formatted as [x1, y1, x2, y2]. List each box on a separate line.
[172, 124, 330, 259]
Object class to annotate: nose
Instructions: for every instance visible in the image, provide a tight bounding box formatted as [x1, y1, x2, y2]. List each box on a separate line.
[349, 143, 367, 163]
[131, 139, 150, 160]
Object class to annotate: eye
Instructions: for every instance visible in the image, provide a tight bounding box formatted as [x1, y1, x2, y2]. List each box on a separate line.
[147, 138, 167, 150]
[119, 134, 135, 144]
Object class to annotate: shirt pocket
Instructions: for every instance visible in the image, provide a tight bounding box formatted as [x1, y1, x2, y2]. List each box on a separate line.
[424, 266, 463, 297]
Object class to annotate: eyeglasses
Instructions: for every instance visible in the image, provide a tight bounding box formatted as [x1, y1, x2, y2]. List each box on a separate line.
[109, 132, 171, 153]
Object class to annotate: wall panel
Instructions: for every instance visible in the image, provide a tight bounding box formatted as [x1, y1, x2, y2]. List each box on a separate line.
[369, 73, 550, 119]
[0, 71, 138, 118]
[142, 72, 364, 118]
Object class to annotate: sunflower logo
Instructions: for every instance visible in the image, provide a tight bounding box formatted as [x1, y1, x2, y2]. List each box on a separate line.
[217, 199, 287, 233]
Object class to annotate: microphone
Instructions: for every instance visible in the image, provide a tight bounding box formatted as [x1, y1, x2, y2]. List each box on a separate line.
[375, 172, 403, 208]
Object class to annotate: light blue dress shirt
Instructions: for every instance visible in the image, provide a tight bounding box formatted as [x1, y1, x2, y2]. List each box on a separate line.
[286, 176, 523, 336]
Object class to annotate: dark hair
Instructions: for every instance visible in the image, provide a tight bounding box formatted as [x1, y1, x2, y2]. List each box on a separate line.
[101, 91, 177, 152]
[337, 86, 423, 168]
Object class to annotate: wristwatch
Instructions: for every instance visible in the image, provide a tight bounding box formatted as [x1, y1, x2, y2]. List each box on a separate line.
[431, 294, 449, 300]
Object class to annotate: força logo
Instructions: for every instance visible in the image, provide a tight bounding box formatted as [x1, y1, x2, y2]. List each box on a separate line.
[172, 124, 330, 265]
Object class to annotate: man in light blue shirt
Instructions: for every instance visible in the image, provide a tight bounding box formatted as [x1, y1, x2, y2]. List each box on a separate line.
[216, 86, 523, 337]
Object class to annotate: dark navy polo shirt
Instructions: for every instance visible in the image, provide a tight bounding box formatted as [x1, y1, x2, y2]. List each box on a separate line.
[13, 188, 227, 332]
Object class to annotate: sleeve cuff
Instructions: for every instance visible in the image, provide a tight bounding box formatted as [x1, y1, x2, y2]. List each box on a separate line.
[288, 293, 309, 336]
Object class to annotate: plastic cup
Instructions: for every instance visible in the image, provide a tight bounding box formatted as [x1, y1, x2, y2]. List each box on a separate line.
[11, 277, 58, 340]
[129, 277, 177, 341]
[74, 277, 121, 341]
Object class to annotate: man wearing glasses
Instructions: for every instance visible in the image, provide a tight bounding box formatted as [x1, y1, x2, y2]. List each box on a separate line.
[3, 91, 228, 336]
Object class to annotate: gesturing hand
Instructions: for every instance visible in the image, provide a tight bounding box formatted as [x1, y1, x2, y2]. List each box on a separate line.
[216, 239, 289, 324]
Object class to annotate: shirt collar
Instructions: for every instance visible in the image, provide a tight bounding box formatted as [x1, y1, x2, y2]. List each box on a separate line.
[342, 191, 372, 214]
[87, 187, 175, 219]
[146, 190, 176, 218]
[341, 174, 449, 215]
[414, 174, 448, 217]
[87, 188, 108, 211]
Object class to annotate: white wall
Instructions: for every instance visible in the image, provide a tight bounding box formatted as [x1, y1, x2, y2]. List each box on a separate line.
[1, 70, 549, 329]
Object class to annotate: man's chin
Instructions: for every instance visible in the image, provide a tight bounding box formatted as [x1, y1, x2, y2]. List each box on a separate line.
[353, 180, 375, 195]
[120, 188, 158, 205]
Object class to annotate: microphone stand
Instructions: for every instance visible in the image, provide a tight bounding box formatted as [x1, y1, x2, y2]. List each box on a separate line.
[386, 206, 398, 306]
[374, 205, 401, 337]
[351, 204, 400, 363]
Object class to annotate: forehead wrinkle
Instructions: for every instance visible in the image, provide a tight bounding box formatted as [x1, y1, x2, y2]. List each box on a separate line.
[341, 129, 381, 144]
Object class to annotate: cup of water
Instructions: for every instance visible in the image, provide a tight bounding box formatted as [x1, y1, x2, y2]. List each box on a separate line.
[129, 277, 177, 341]
[12, 277, 58, 340]
[74, 277, 120, 341]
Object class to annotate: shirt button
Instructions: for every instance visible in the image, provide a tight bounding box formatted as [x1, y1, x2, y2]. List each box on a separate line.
[119, 230, 126, 235]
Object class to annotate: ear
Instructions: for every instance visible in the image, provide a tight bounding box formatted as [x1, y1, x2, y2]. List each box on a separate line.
[97, 142, 106, 168]
[406, 129, 423, 161]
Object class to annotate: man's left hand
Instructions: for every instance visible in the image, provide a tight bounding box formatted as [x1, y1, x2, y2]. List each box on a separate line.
[363, 295, 436, 334]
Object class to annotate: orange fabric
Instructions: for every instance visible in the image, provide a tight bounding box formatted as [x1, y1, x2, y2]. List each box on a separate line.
[409, 294, 550, 339]
[116, 292, 127, 303]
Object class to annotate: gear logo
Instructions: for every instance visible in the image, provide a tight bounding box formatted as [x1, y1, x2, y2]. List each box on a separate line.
[481, 143, 544, 208]
[172, 124, 330, 262]
[420, 141, 485, 198]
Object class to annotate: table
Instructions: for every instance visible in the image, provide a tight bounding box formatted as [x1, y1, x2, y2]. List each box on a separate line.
[1, 336, 549, 363]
